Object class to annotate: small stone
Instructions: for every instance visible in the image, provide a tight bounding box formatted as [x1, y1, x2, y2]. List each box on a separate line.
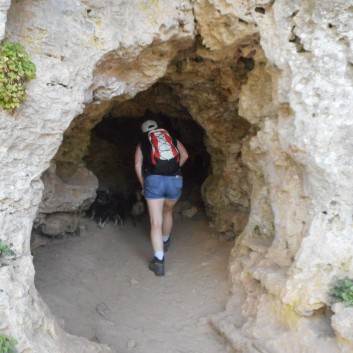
[181, 206, 198, 218]
[127, 340, 136, 349]
[130, 278, 138, 285]
[79, 225, 86, 236]
[224, 231, 235, 241]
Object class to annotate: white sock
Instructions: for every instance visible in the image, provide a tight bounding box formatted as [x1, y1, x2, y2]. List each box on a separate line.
[163, 235, 170, 242]
[155, 250, 164, 260]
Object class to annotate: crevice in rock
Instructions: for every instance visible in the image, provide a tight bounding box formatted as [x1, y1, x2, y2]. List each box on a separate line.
[254, 7, 266, 15]
[289, 26, 309, 53]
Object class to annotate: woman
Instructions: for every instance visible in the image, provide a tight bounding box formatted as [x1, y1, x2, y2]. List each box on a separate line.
[134, 120, 189, 276]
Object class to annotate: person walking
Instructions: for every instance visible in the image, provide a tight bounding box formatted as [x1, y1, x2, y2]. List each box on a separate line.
[134, 120, 189, 276]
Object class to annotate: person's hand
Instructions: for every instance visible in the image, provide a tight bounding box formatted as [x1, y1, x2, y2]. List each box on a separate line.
[141, 188, 144, 196]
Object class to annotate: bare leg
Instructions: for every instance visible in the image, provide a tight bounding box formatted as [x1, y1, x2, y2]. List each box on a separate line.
[162, 198, 178, 236]
[146, 198, 165, 252]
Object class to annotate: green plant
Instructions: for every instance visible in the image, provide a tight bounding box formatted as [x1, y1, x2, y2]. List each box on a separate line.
[0, 39, 36, 112]
[0, 334, 17, 353]
[0, 239, 14, 257]
[330, 277, 353, 307]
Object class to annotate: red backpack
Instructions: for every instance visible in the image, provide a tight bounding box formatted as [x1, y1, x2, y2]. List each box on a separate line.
[146, 128, 180, 175]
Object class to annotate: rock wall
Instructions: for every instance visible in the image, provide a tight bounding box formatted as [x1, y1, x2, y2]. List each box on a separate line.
[0, 1, 194, 352]
[1, 0, 353, 352]
[161, 49, 254, 235]
[208, 1, 353, 352]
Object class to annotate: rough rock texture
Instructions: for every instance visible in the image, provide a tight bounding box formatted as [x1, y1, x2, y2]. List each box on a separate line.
[1, 0, 353, 353]
[208, 0, 353, 353]
[38, 162, 98, 215]
[0, 1, 194, 352]
[34, 161, 98, 235]
[56, 48, 254, 234]
[160, 49, 253, 234]
[331, 303, 353, 343]
[0, 0, 11, 39]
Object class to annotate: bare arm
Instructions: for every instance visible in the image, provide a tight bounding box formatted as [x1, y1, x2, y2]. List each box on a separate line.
[177, 140, 189, 167]
[134, 144, 144, 191]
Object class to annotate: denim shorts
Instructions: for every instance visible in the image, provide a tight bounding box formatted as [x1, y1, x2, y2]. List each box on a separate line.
[144, 175, 183, 200]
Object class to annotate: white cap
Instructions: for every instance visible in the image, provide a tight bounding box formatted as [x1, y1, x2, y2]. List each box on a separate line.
[141, 120, 158, 133]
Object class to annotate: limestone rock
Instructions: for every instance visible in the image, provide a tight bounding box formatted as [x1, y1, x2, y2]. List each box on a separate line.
[40, 213, 79, 237]
[331, 303, 353, 346]
[194, 0, 258, 51]
[37, 162, 98, 215]
[0, 1, 194, 352]
[0, 0, 11, 40]
[213, 1, 353, 352]
[1, 0, 353, 353]
[181, 206, 198, 218]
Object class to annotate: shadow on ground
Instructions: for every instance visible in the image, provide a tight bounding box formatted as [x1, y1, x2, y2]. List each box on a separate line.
[34, 213, 232, 353]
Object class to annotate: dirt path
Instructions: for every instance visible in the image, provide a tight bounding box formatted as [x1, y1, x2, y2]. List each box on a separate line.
[33, 213, 232, 353]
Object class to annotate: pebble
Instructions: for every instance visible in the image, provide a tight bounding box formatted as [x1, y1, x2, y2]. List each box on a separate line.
[130, 278, 138, 285]
[127, 339, 136, 349]
[79, 225, 86, 236]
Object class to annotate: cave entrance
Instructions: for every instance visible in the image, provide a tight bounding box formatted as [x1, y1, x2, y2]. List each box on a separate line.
[84, 113, 210, 210]
[32, 97, 231, 352]
[33, 48, 254, 241]
[32, 41, 254, 351]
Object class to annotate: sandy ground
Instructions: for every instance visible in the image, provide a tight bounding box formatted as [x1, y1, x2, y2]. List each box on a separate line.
[33, 212, 233, 353]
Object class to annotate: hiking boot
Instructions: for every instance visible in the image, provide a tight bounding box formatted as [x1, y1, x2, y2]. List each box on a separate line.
[163, 237, 170, 252]
[149, 257, 165, 276]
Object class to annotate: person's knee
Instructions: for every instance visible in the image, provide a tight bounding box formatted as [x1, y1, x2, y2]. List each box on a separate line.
[150, 218, 163, 228]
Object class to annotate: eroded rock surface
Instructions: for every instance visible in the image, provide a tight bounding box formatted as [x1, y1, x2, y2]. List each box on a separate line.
[209, 1, 353, 353]
[1, 0, 353, 353]
[0, 1, 194, 352]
